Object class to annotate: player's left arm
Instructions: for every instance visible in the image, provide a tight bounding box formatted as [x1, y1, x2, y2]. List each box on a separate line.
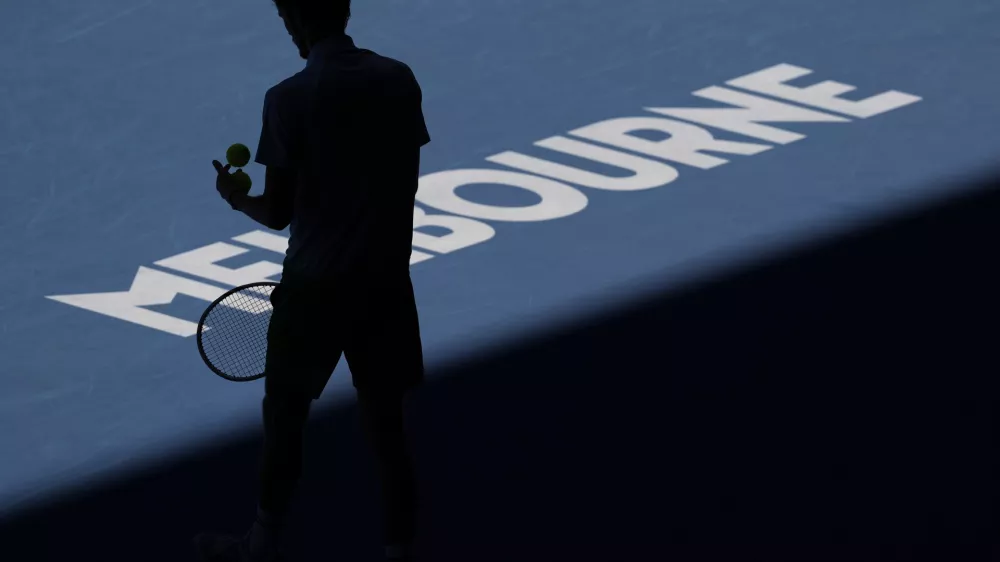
[213, 162, 294, 230]
[260, 166, 295, 229]
[225, 83, 300, 230]
[226, 165, 295, 230]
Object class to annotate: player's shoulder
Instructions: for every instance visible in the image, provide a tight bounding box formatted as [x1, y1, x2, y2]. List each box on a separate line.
[264, 71, 311, 105]
[360, 50, 419, 83]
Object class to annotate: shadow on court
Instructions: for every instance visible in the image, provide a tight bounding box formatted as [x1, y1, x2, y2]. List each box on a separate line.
[1, 172, 996, 562]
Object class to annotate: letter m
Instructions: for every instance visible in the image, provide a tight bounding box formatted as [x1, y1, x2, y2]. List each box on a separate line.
[46, 266, 228, 337]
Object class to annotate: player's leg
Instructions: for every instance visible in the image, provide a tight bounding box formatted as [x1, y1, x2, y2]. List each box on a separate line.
[345, 275, 424, 560]
[195, 281, 340, 562]
[357, 387, 418, 561]
[253, 282, 342, 552]
[256, 389, 313, 525]
[194, 388, 314, 562]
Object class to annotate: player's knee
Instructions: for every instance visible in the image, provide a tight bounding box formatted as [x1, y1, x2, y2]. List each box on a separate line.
[358, 387, 409, 431]
[358, 385, 406, 409]
[263, 392, 312, 423]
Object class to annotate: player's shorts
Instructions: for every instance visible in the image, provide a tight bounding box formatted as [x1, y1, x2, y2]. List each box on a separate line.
[263, 273, 424, 399]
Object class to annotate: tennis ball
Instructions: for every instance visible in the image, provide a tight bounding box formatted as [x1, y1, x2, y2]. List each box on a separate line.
[226, 143, 252, 168]
[231, 169, 252, 192]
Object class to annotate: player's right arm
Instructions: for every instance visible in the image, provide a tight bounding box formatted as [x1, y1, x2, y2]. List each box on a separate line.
[228, 166, 295, 230]
[244, 83, 300, 230]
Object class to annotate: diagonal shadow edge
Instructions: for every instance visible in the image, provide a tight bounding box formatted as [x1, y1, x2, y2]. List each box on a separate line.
[1, 169, 997, 562]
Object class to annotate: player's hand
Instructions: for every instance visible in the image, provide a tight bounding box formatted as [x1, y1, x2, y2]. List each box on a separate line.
[213, 160, 249, 205]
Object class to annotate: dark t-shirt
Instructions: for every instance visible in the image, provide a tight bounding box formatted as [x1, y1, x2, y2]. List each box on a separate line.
[255, 34, 430, 283]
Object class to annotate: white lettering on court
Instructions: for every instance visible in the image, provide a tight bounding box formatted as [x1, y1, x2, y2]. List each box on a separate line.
[487, 136, 680, 191]
[47, 267, 228, 337]
[154, 242, 282, 286]
[416, 169, 589, 222]
[646, 86, 850, 145]
[232, 230, 289, 254]
[232, 229, 433, 265]
[49, 63, 923, 336]
[568, 116, 771, 169]
[412, 206, 496, 254]
[727, 63, 922, 119]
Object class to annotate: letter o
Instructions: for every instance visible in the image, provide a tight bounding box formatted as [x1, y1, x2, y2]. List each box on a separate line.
[416, 169, 589, 222]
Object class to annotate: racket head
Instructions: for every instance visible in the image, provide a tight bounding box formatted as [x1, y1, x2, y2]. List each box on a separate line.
[196, 281, 279, 382]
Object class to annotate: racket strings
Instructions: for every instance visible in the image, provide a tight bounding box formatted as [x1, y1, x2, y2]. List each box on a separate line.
[199, 286, 275, 381]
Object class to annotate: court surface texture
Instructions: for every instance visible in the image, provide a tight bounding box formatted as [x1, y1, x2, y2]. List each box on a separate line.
[1, 1, 997, 561]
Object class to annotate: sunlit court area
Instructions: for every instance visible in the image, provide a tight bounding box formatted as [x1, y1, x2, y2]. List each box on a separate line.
[1, 1, 997, 560]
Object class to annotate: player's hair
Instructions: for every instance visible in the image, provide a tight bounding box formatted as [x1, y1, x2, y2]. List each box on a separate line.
[272, 0, 352, 35]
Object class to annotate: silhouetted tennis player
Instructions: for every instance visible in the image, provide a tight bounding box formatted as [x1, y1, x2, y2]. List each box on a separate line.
[198, 1, 429, 560]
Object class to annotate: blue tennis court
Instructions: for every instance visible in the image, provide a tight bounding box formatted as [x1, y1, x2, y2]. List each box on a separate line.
[1, 1, 997, 560]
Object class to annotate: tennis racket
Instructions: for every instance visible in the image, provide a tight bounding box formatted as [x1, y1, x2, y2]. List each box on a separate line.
[196, 282, 279, 382]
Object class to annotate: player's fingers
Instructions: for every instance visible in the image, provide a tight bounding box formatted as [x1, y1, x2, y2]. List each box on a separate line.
[212, 160, 231, 174]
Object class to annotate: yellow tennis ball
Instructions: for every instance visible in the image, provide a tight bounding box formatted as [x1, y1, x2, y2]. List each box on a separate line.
[231, 170, 252, 192]
[226, 143, 251, 168]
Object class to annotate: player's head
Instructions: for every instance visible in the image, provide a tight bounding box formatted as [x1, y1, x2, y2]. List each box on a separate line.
[272, 0, 352, 59]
